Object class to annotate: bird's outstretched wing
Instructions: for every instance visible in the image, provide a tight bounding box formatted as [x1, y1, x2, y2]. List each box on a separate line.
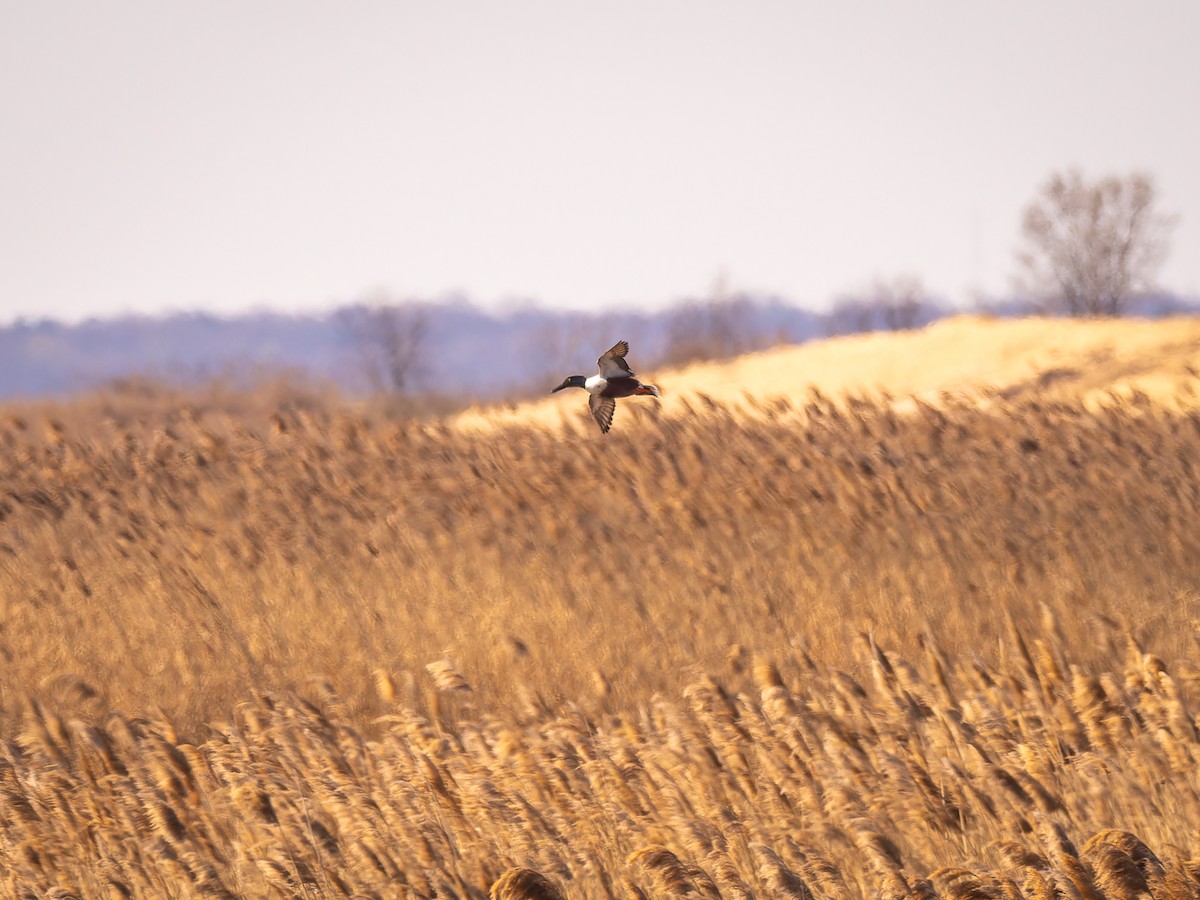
[597, 340, 634, 378]
[589, 393, 616, 433]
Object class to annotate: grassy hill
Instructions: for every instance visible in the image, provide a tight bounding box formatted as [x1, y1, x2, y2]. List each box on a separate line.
[456, 314, 1200, 432]
[3, 316, 1200, 896]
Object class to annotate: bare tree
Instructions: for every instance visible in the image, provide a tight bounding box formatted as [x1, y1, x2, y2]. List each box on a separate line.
[877, 275, 924, 331]
[338, 294, 430, 394]
[1015, 169, 1176, 317]
[826, 275, 928, 336]
[662, 273, 771, 366]
[823, 298, 876, 337]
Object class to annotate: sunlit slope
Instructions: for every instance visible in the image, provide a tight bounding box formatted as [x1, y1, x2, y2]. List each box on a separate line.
[453, 315, 1200, 431]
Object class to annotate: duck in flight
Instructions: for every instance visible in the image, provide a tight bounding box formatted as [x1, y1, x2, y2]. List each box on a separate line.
[552, 340, 662, 433]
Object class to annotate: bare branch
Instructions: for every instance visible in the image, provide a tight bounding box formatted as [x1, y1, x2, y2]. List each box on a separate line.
[1015, 169, 1176, 317]
[828, 274, 931, 336]
[338, 294, 430, 394]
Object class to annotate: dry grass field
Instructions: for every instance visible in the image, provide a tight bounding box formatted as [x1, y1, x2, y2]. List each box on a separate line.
[3, 316, 1200, 897]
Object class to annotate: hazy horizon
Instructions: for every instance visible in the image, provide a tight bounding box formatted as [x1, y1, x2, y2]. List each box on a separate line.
[2, 1, 1198, 326]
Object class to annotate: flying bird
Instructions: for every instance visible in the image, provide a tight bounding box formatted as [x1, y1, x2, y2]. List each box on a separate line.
[551, 340, 662, 433]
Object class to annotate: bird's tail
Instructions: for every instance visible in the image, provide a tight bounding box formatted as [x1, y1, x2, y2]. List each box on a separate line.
[636, 383, 662, 398]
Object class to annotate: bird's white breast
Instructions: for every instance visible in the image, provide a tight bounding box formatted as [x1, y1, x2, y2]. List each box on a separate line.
[584, 375, 607, 394]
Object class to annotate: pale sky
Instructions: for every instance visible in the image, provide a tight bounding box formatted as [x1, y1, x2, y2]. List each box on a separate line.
[1, 1, 1198, 324]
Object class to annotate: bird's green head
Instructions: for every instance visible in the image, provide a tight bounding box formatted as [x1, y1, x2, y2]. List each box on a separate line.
[552, 375, 587, 393]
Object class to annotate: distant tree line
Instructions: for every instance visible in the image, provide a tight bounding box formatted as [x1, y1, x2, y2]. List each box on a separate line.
[2, 167, 1184, 403]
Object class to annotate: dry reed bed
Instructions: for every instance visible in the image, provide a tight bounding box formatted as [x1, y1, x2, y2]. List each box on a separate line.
[2, 389, 1199, 729]
[3, 628, 1200, 896]
[2, 388, 1200, 894]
